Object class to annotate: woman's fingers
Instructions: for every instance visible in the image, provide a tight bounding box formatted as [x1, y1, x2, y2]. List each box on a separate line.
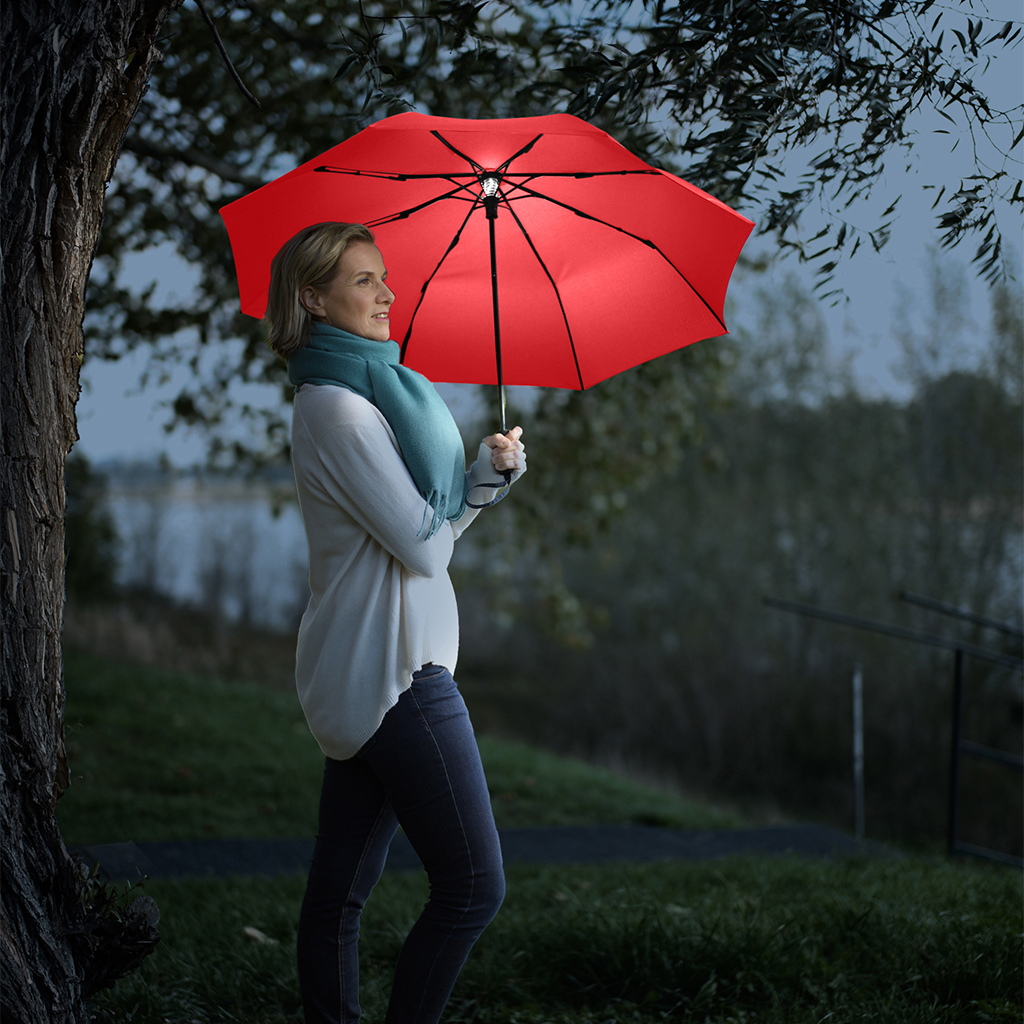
[491, 452, 526, 473]
[480, 426, 525, 474]
[482, 425, 524, 450]
[490, 436, 525, 474]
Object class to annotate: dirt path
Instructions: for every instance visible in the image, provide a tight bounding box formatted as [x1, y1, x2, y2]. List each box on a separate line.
[74, 823, 896, 882]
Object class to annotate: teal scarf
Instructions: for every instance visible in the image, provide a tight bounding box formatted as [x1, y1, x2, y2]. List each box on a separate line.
[288, 323, 467, 537]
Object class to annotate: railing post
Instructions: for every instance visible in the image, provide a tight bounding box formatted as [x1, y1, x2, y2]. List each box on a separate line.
[947, 648, 965, 856]
[852, 663, 865, 841]
[765, 595, 1022, 866]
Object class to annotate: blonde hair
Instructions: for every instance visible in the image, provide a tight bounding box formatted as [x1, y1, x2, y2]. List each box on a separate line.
[265, 222, 376, 359]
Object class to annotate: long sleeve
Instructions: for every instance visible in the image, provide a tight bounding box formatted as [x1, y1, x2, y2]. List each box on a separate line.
[313, 420, 455, 578]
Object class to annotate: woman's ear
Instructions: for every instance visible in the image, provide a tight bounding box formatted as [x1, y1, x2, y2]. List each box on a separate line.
[299, 284, 324, 318]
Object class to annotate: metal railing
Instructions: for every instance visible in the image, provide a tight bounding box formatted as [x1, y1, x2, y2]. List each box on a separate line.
[764, 593, 1023, 869]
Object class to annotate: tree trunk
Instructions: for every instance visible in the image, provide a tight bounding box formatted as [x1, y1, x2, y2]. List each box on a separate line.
[1, 2, 180, 1020]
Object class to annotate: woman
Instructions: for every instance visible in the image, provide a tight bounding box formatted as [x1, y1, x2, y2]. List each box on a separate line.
[265, 221, 526, 1024]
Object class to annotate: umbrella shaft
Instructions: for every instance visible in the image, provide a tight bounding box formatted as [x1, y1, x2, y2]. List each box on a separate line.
[487, 207, 506, 434]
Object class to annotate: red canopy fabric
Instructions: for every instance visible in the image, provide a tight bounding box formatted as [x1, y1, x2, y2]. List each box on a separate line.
[221, 112, 754, 390]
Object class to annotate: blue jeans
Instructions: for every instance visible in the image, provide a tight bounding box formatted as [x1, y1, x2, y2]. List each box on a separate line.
[297, 665, 505, 1023]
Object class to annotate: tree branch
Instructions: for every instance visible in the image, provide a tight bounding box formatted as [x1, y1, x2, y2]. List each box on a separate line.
[121, 135, 266, 190]
[193, 0, 262, 109]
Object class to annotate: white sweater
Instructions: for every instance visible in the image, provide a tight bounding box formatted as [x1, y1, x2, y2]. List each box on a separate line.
[291, 384, 512, 759]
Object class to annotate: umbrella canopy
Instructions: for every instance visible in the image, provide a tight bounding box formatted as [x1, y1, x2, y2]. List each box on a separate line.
[221, 112, 753, 395]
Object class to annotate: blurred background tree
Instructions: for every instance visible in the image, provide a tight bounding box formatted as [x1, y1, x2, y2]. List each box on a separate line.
[455, 257, 1022, 855]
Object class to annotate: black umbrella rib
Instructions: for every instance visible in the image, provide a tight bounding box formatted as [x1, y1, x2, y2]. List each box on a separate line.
[361, 184, 479, 228]
[315, 165, 478, 182]
[495, 135, 544, 176]
[511, 169, 662, 181]
[501, 199, 585, 390]
[315, 166, 486, 223]
[429, 132, 486, 175]
[429, 132, 544, 178]
[511, 181, 728, 333]
[314, 166, 657, 183]
[398, 200, 482, 363]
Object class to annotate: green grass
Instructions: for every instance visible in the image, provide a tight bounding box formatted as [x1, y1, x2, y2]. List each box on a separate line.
[60, 652, 325, 844]
[64, 651, 1022, 1023]
[89, 858, 1021, 1023]
[59, 650, 740, 845]
[475, 736, 743, 830]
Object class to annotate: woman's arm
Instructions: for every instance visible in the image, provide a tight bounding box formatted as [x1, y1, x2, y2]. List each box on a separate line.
[313, 419, 455, 578]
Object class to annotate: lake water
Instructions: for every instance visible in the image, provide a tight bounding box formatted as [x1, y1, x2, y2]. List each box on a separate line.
[108, 470, 310, 630]
[103, 464, 489, 632]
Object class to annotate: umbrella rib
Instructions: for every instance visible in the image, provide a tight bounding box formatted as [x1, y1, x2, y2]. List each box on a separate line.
[398, 200, 482, 363]
[315, 166, 659, 182]
[511, 181, 728, 333]
[494, 135, 544, 176]
[429, 131, 487, 175]
[315, 166, 478, 182]
[512, 169, 662, 181]
[361, 183, 480, 228]
[501, 200, 585, 391]
[429, 131, 545, 178]
[314, 168, 485, 224]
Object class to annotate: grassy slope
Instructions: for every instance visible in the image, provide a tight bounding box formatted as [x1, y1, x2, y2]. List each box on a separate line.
[64, 652, 1021, 1023]
[58, 651, 740, 846]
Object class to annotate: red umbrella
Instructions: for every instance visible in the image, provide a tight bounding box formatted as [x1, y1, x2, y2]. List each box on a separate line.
[221, 112, 753, 429]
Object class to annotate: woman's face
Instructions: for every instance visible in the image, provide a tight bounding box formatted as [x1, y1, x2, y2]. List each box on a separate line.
[300, 241, 395, 342]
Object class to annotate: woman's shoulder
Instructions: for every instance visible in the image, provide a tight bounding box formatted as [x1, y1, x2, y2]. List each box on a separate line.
[295, 384, 381, 424]
[293, 385, 395, 446]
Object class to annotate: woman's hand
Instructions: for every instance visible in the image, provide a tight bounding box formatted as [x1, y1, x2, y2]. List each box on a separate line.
[482, 425, 526, 475]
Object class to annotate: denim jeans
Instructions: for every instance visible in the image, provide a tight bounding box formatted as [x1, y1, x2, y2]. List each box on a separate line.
[297, 665, 505, 1023]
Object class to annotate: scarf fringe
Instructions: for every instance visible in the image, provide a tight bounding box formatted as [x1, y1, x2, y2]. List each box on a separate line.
[418, 490, 448, 539]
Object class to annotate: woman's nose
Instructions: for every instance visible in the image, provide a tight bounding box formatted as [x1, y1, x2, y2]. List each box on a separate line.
[379, 283, 394, 304]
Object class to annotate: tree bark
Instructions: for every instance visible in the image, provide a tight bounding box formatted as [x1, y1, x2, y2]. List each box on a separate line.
[1, 2, 181, 1020]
